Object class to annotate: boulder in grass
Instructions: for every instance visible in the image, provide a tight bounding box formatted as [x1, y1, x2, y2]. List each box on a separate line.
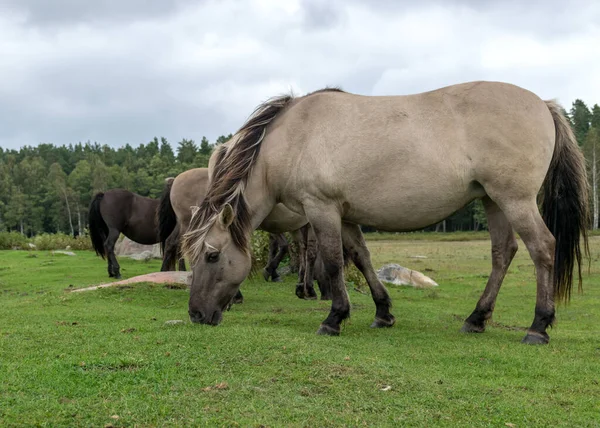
[53, 250, 76, 256]
[128, 250, 154, 262]
[377, 263, 438, 288]
[115, 237, 161, 259]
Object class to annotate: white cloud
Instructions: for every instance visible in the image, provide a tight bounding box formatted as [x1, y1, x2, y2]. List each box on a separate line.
[0, 0, 599, 149]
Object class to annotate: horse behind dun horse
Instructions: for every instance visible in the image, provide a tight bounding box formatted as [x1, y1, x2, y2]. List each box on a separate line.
[89, 190, 161, 278]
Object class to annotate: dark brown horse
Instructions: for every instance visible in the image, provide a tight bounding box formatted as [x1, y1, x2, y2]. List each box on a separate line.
[89, 189, 160, 278]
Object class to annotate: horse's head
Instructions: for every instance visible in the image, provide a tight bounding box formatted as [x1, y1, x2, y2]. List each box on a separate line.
[187, 203, 252, 326]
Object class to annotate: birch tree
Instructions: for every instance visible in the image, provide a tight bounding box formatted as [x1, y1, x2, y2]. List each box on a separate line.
[583, 128, 600, 229]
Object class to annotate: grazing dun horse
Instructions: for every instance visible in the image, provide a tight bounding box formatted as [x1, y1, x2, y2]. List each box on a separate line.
[89, 190, 161, 278]
[159, 167, 366, 300]
[159, 169, 292, 286]
[183, 82, 589, 344]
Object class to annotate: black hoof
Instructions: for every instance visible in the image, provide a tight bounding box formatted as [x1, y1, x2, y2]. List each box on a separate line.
[114, 274, 122, 280]
[271, 276, 282, 283]
[521, 332, 549, 345]
[316, 324, 340, 336]
[370, 315, 396, 328]
[461, 322, 485, 333]
[320, 295, 332, 301]
[295, 285, 306, 299]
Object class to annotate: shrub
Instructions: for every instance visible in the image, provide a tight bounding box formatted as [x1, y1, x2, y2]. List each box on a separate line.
[32, 233, 72, 250]
[250, 230, 271, 273]
[33, 233, 94, 251]
[0, 232, 93, 251]
[344, 263, 367, 290]
[0, 232, 28, 250]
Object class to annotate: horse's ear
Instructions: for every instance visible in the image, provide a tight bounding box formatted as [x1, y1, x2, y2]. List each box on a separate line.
[190, 205, 200, 218]
[218, 203, 235, 229]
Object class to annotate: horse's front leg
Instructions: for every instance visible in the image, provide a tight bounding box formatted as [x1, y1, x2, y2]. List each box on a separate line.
[305, 206, 349, 335]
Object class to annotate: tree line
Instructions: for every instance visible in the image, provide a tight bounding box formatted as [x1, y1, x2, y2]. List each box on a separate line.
[1, 98, 599, 237]
[0, 135, 232, 236]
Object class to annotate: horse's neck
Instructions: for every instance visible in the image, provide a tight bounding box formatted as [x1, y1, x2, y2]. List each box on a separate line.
[245, 173, 276, 231]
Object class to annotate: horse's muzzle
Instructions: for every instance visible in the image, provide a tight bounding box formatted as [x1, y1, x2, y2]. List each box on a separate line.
[189, 308, 222, 326]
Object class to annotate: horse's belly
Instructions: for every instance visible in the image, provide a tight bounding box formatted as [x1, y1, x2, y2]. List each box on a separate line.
[342, 181, 482, 231]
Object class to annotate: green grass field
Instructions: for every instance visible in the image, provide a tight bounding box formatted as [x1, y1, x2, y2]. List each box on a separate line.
[1, 235, 599, 427]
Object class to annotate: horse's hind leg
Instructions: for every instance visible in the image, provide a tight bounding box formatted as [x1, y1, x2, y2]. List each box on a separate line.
[104, 228, 121, 279]
[263, 234, 288, 282]
[263, 234, 279, 281]
[161, 223, 180, 272]
[177, 248, 186, 271]
[496, 198, 556, 344]
[462, 197, 518, 333]
[291, 228, 308, 296]
[341, 223, 395, 328]
[296, 226, 318, 300]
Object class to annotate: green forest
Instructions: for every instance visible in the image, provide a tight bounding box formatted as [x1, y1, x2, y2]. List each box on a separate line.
[1, 99, 599, 237]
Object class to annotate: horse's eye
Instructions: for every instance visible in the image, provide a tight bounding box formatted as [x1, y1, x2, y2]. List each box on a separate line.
[206, 252, 220, 263]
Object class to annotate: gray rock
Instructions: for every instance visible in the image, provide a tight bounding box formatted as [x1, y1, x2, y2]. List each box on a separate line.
[115, 237, 161, 260]
[164, 320, 185, 325]
[53, 250, 76, 256]
[377, 263, 438, 288]
[128, 250, 154, 261]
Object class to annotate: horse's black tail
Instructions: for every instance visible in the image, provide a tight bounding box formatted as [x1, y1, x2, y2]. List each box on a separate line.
[158, 178, 177, 254]
[542, 101, 590, 303]
[88, 193, 108, 259]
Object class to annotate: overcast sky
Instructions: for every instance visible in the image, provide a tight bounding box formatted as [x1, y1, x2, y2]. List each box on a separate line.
[1, 0, 599, 150]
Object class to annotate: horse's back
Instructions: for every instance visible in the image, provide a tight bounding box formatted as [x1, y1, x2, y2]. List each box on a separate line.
[171, 168, 210, 229]
[100, 189, 159, 244]
[262, 81, 556, 230]
[99, 189, 135, 229]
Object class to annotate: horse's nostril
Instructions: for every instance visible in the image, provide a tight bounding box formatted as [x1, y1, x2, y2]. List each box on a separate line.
[189, 310, 204, 323]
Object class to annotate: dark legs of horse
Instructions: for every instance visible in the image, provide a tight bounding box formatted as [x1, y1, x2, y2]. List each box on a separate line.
[295, 225, 318, 300]
[263, 233, 288, 282]
[161, 223, 180, 272]
[341, 223, 395, 328]
[104, 228, 121, 279]
[467, 196, 556, 344]
[462, 197, 518, 333]
[312, 254, 332, 300]
[505, 200, 556, 344]
[305, 206, 349, 335]
[177, 252, 186, 271]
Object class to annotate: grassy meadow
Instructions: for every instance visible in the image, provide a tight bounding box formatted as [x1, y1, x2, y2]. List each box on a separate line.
[1, 234, 599, 426]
